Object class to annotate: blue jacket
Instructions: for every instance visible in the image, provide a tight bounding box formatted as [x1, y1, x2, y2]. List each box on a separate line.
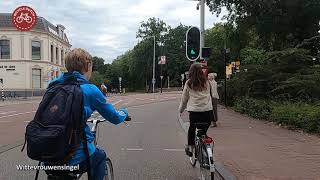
[49, 71, 128, 165]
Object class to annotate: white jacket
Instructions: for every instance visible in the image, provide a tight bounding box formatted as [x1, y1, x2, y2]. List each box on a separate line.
[178, 79, 219, 113]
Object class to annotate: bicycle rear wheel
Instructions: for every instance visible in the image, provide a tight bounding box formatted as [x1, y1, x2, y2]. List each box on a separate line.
[105, 158, 114, 180]
[199, 145, 214, 180]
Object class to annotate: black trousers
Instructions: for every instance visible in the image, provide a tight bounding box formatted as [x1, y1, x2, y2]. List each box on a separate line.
[188, 110, 213, 145]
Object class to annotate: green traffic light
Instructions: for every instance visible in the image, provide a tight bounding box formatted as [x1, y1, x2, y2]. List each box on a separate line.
[191, 49, 196, 55]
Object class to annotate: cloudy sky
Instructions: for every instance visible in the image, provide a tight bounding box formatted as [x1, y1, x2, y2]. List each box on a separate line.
[2, 0, 226, 63]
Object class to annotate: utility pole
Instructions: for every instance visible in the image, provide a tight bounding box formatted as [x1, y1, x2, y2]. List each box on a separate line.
[224, 28, 228, 107]
[160, 64, 163, 93]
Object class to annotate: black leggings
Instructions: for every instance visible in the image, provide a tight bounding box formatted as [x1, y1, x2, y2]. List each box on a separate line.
[188, 111, 213, 145]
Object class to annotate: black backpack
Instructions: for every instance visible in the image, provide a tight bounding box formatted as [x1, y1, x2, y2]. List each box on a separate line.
[21, 77, 87, 164]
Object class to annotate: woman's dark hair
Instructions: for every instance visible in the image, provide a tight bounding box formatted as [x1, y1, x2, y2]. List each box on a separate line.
[187, 63, 207, 91]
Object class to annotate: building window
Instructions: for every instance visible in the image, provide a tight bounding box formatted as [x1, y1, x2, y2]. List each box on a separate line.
[61, 49, 64, 66]
[32, 41, 41, 60]
[0, 40, 10, 59]
[50, 45, 54, 63]
[32, 69, 41, 88]
[56, 47, 58, 63]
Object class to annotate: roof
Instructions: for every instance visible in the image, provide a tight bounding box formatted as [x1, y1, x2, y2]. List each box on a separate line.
[0, 13, 70, 45]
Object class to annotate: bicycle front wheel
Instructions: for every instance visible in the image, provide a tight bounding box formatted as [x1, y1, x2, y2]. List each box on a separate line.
[105, 158, 114, 180]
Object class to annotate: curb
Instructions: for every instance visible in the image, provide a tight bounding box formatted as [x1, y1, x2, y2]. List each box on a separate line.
[177, 113, 237, 180]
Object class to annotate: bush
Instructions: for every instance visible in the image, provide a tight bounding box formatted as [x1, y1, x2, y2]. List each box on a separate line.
[271, 103, 320, 133]
[234, 97, 272, 119]
[240, 47, 266, 65]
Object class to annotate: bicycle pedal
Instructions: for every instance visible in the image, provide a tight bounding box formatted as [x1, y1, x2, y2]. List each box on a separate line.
[185, 148, 193, 157]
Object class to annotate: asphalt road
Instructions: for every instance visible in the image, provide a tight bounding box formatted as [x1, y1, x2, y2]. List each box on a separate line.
[0, 93, 216, 180]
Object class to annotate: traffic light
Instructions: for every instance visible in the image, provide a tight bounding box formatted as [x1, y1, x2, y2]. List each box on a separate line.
[186, 27, 200, 61]
[202, 47, 212, 58]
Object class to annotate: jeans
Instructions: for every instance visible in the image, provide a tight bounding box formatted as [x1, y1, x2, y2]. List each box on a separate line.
[79, 148, 106, 180]
[188, 111, 213, 145]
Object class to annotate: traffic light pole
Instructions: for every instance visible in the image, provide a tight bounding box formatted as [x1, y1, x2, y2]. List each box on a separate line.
[153, 36, 155, 93]
[200, 0, 205, 61]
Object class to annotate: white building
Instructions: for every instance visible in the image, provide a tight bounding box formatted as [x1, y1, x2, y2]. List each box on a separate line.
[0, 13, 71, 97]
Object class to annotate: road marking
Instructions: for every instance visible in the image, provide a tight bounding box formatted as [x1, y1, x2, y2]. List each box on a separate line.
[0, 111, 36, 119]
[132, 122, 144, 124]
[112, 100, 123, 105]
[24, 121, 30, 123]
[135, 98, 144, 101]
[163, 149, 184, 152]
[0, 121, 11, 123]
[126, 148, 144, 151]
[0, 111, 16, 115]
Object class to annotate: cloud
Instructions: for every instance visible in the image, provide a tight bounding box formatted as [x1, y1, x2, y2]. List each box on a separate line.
[1, 0, 226, 63]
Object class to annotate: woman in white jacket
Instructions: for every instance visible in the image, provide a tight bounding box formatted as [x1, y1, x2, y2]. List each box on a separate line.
[179, 63, 219, 156]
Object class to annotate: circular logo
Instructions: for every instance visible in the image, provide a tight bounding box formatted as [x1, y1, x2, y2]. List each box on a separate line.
[12, 6, 37, 31]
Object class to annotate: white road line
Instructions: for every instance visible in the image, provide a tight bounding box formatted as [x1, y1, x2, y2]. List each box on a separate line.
[126, 148, 144, 151]
[0, 111, 36, 119]
[135, 98, 144, 101]
[0, 121, 11, 123]
[112, 100, 123, 105]
[0, 111, 16, 115]
[24, 121, 30, 123]
[132, 122, 144, 124]
[163, 149, 184, 152]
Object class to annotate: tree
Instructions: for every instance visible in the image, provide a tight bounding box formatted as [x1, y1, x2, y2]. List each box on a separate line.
[136, 17, 170, 43]
[206, 0, 320, 50]
[92, 56, 105, 73]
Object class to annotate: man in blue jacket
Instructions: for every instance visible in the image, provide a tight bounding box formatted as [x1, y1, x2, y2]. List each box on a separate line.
[50, 48, 128, 180]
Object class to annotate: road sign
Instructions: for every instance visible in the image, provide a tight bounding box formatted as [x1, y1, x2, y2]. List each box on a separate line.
[186, 27, 200, 61]
[160, 76, 164, 79]
[158, 56, 166, 64]
[118, 77, 122, 82]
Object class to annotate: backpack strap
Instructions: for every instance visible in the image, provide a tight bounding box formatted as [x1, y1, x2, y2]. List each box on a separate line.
[78, 85, 92, 180]
[34, 161, 41, 180]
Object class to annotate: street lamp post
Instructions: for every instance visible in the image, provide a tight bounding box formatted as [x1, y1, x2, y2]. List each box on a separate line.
[145, 36, 156, 93]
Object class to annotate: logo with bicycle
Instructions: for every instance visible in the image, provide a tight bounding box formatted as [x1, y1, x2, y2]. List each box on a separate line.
[12, 6, 37, 31]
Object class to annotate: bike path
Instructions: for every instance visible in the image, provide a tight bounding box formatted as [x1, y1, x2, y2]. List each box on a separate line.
[0, 99, 207, 179]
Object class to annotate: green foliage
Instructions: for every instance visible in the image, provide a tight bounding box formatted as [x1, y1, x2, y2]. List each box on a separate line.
[240, 48, 266, 65]
[233, 98, 320, 134]
[206, 0, 320, 50]
[224, 48, 319, 102]
[92, 56, 105, 73]
[271, 103, 320, 133]
[234, 97, 272, 119]
[90, 71, 104, 87]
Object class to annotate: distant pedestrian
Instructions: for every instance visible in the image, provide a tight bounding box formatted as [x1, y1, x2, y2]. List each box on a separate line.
[100, 83, 107, 96]
[178, 63, 219, 157]
[208, 73, 219, 127]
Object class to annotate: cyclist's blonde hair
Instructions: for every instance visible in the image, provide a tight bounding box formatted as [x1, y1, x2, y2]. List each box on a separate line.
[65, 48, 92, 73]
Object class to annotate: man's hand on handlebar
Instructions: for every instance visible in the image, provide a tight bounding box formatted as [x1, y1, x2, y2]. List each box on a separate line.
[125, 116, 131, 121]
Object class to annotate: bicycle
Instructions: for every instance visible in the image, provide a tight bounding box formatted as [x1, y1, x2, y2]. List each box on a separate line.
[46, 115, 131, 180]
[187, 123, 215, 180]
[16, 13, 33, 23]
